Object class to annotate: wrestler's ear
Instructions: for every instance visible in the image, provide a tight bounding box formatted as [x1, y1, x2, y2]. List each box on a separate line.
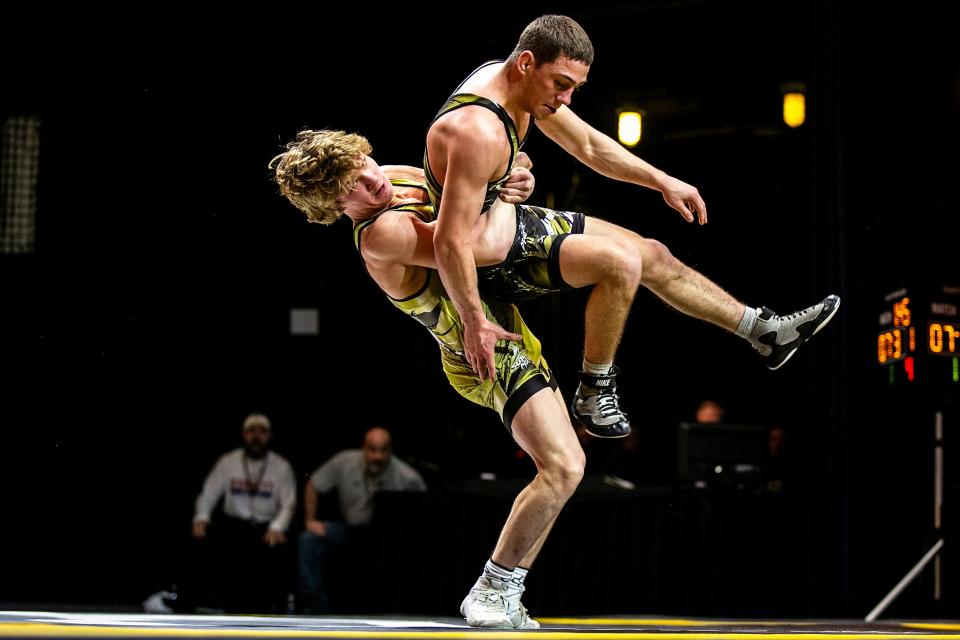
[518, 50, 535, 72]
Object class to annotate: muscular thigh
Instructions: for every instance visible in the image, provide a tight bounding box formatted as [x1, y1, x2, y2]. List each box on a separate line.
[558, 216, 658, 287]
[510, 387, 582, 469]
[443, 299, 557, 432]
[582, 216, 647, 242]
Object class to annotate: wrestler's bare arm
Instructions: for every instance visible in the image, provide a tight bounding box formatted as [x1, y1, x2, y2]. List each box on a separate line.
[537, 105, 707, 224]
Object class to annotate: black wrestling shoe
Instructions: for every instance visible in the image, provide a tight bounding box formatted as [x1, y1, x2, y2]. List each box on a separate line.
[570, 366, 631, 438]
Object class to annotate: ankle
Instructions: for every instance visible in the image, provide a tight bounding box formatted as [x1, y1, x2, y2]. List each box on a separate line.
[507, 567, 529, 594]
[735, 305, 759, 339]
[578, 365, 620, 391]
[582, 357, 613, 376]
[482, 559, 515, 585]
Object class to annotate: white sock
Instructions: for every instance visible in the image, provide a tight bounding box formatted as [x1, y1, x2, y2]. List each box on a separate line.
[582, 357, 613, 376]
[735, 306, 759, 340]
[483, 559, 514, 585]
[508, 566, 529, 595]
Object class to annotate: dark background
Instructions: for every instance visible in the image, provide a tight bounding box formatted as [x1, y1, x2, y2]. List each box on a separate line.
[1, 0, 957, 619]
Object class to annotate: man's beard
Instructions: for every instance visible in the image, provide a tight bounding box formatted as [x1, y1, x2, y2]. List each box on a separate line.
[244, 443, 267, 459]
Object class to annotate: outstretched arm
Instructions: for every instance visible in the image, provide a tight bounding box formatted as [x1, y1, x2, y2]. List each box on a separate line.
[536, 106, 707, 224]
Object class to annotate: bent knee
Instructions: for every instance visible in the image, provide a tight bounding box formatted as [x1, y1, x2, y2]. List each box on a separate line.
[638, 238, 679, 283]
[599, 239, 643, 287]
[543, 452, 585, 498]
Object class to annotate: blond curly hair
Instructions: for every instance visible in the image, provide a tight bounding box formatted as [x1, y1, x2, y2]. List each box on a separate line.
[270, 130, 372, 225]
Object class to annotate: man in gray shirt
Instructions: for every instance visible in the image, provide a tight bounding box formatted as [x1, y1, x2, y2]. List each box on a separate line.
[298, 426, 426, 613]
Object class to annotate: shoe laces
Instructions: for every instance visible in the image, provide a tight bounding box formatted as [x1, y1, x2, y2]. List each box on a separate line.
[779, 302, 821, 324]
[778, 310, 801, 323]
[594, 391, 625, 418]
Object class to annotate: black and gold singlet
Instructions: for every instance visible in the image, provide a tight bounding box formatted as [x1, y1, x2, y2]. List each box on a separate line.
[423, 61, 529, 215]
[353, 179, 555, 431]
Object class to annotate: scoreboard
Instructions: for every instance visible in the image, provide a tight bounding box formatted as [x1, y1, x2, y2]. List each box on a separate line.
[877, 285, 960, 385]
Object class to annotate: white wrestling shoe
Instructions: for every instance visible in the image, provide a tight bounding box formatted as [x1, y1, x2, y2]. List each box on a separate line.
[504, 578, 540, 629]
[459, 576, 513, 628]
